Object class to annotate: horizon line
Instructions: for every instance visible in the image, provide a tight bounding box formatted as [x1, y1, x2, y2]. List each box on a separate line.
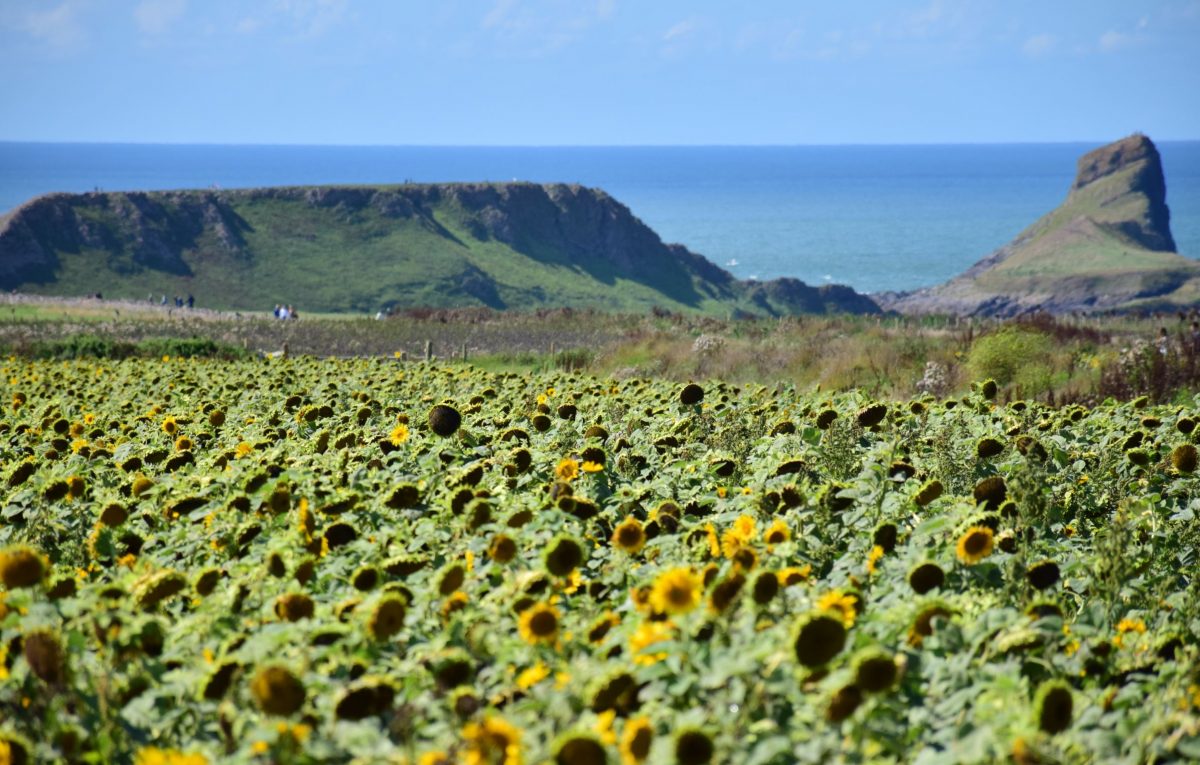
[4, 137, 1200, 150]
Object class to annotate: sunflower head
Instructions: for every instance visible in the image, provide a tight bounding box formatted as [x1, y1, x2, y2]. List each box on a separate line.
[367, 596, 407, 641]
[751, 571, 779, 605]
[552, 732, 607, 765]
[674, 728, 715, 765]
[815, 409, 838, 429]
[428, 404, 462, 437]
[274, 593, 315, 622]
[334, 677, 396, 721]
[1171, 443, 1198, 473]
[1034, 680, 1073, 734]
[612, 517, 646, 554]
[708, 573, 745, 614]
[825, 684, 864, 723]
[793, 612, 848, 668]
[250, 665, 306, 716]
[907, 562, 945, 594]
[0, 545, 47, 590]
[544, 535, 585, 577]
[518, 602, 561, 644]
[489, 533, 518, 563]
[852, 649, 899, 692]
[956, 526, 995, 565]
[588, 670, 639, 714]
[620, 717, 653, 764]
[23, 628, 66, 684]
[912, 479, 943, 507]
[856, 403, 888, 428]
[972, 476, 1007, 508]
[679, 383, 704, 406]
[1026, 560, 1060, 590]
[435, 563, 466, 596]
[649, 567, 703, 615]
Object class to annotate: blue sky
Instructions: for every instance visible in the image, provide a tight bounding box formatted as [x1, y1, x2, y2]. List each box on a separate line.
[1, 0, 1197, 145]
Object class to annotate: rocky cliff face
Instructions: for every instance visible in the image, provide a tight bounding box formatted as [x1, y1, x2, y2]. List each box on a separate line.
[877, 134, 1196, 316]
[0, 183, 878, 316]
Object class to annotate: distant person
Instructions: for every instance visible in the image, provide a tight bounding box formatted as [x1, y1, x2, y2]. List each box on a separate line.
[187, 294, 194, 309]
[279, 305, 290, 320]
[274, 304, 282, 318]
[160, 294, 168, 306]
[287, 304, 298, 320]
[1156, 327, 1170, 357]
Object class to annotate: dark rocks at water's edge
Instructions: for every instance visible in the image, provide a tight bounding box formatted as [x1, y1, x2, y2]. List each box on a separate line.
[0, 182, 881, 317]
[877, 134, 1198, 317]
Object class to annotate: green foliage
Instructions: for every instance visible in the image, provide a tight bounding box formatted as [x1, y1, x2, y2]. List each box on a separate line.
[967, 326, 1055, 394]
[1, 357, 1197, 763]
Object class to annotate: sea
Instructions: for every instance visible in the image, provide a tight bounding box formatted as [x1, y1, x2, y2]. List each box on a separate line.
[1, 142, 1198, 295]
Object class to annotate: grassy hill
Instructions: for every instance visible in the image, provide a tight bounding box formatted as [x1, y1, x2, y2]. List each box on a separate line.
[879, 134, 1200, 316]
[0, 183, 879, 316]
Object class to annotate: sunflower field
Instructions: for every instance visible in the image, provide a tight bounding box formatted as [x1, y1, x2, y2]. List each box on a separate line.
[0, 356, 1198, 764]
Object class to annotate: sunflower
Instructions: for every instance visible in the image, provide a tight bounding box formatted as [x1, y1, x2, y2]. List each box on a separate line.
[556, 457, 580, 482]
[612, 517, 646, 554]
[1026, 560, 1060, 590]
[629, 621, 673, 666]
[1034, 680, 1073, 734]
[907, 562, 945, 594]
[649, 567, 703, 615]
[250, 666, 306, 716]
[763, 518, 790, 547]
[956, 526, 995, 565]
[0, 545, 46, 589]
[544, 535, 584, 577]
[388, 423, 410, 446]
[174, 435, 192, 452]
[552, 733, 607, 765]
[793, 612, 848, 667]
[866, 545, 885, 575]
[620, 717, 653, 765]
[826, 684, 864, 723]
[852, 649, 899, 692]
[777, 565, 812, 587]
[1172, 443, 1198, 473]
[721, 515, 756, 558]
[674, 728, 714, 765]
[518, 602, 561, 645]
[368, 596, 407, 640]
[462, 716, 522, 765]
[489, 534, 518, 564]
[817, 590, 858, 628]
[161, 416, 178, 435]
[23, 628, 66, 684]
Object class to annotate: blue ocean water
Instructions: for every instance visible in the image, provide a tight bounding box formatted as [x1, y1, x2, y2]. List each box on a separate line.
[1, 142, 1197, 294]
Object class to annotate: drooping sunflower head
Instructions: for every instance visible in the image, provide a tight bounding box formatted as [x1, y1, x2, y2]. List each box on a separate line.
[23, 628, 67, 685]
[544, 535, 585, 577]
[552, 732, 607, 765]
[0, 545, 47, 590]
[1034, 680, 1073, 734]
[825, 683, 864, 723]
[250, 665, 306, 717]
[428, 404, 462, 437]
[852, 648, 899, 692]
[972, 476, 1007, 509]
[489, 533, 518, 564]
[274, 592, 315, 622]
[620, 717, 653, 764]
[367, 596, 407, 641]
[907, 562, 945, 594]
[679, 383, 704, 406]
[792, 612, 848, 668]
[912, 479, 943, 507]
[856, 403, 888, 429]
[1025, 560, 1060, 590]
[1171, 443, 1198, 473]
[674, 728, 715, 765]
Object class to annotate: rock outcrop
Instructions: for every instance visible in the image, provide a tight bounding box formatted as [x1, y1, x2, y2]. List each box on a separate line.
[878, 134, 1198, 316]
[0, 183, 879, 316]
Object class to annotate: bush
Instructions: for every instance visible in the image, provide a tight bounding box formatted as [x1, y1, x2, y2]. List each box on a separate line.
[967, 326, 1054, 395]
